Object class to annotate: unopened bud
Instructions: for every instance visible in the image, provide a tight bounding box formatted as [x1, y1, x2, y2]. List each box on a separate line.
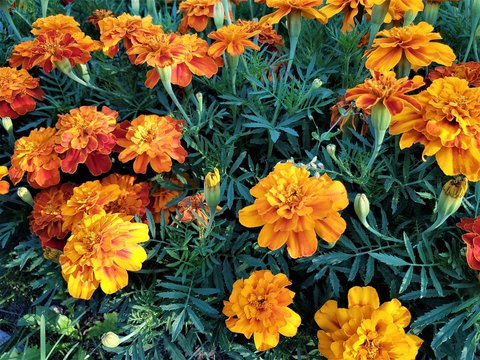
[75, 64, 90, 83]
[213, 1, 225, 29]
[131, 0, 140, 14]
[17, 187, 33, 206]
[326, 144, 336, 157]
[371, 0, 391, 25]
[354, 193, 370, 224]
[312, 78, 323, 89]
[102, 332, 122, 348]
[403, 10, 417, 26]
[196, 92, 203, 113]
[54, 58, 72, 75]
[2, 117, 13, 134]
[204, 168, 221, 211]
[43, 247, 62, 262]
[437, 177, 468, 218]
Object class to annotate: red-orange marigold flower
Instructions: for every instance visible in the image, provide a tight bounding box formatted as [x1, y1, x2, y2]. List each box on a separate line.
[117, 115, 187, 174]
[59, 213, 149, 300]
[176, 192, 220, 227]
[365, 22, 456, 72]
[208, 23, 261, 57]
[87, 9, 115, 30]
[236, 20, 284, 47]
[320, 0, 371, 31]
[457, 217, 480, 271]
[238, 162, 349, 258]
[55, 106, 118, 176]
[149, 176, 184, 223]
[101, 174, 151, 217]
[0, 67, 45, 119]
[261, 0, 327, 25]
[0, 166, 10, 195]
[9, 127, 61, 189]
[178, 0, 218, 33]
[345, 71, 424, 116]
[427, 62, 480, 87]
[30, 183, 75, 250]
[330, 96, 369, 136]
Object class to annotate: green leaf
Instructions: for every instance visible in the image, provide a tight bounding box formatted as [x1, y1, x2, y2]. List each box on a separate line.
[431, 314, 465, 348]
[186, 307, 205, 333]
[411, 303, 456, 331]
[87, 313, 119, 338]
[365, 256, 375, 285]
[399, 266, 414, 294]
[171, 309, 186, 341]
[429, 267, 444, 297]
[369, 253, 409, 267]
[460, 330, 478, 360]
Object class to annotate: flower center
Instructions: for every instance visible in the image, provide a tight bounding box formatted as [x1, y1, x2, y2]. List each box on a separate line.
[284, 184, 302, 207]
[363, 340, 379, 360]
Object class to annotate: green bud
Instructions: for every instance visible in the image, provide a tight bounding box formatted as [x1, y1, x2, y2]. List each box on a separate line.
[101, 332, 122, 348]
[213, 1, 225, 29]
[354, 194, 370, 223]
[312, 78, 323, 89]
[17, 187, 33, 206]
[204, 168, 221, 211]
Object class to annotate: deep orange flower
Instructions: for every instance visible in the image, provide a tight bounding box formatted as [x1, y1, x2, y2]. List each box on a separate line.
[320, 0, 371, 31]
[238, 162, 349, 258]
[178, 0, 218, 33]
[0, 166, 10, 195]
[261, 0, 327, 25]
[87, 9, 115, 30]
[0, 67, 45, 119]
[30, 14, 84, 36]
[365, 22, 456, 72]
[330, 96, 369, 136]
[427, 62, 480, 87]
[101, 174, 151, 218]
[383, 0, 424, 23]
[117, 115, 187, 174]
[315, 286, 423, 359]
[207, 23, 261, 57]
[9, 127, 61, 189]
[345, 71, 424, 116]
[176, 192, 220, 227]
[59, 213, 149, 300]
[149, 176, 183, 223]
[457, 216, 480, 270]
[236, 20, 284, 47]
[61, 180, 121, 232]
[55, 106, 118, 176]
[30, 183, 75, 250]
[223, 270, 301, 351]
[390, 77, 480, 181]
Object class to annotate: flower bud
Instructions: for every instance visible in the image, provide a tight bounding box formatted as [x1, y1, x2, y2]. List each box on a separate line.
[75, 64, 90, 83]
[54, 58, 72, 75]
[157, 65, 172, 86]
[403, 10, 417, 26]
[131, 0, 140, 14]
[437, 177, 468, 218]
[473, 0, 480, 21]
[354, 194, 370, 224]
[204, 168, 221, 211]
[423, 2, 440, 25]
[326, 144, 336, 157]
[2, 117, 13, 134]
[43, 247, 62, 262]
[213, 1, 225, 29]
[312, 78, 323, 89]
[196, 92, 204, 113]
[371, 0, 391, 26]
[17, 187, 33, 206]
[371, 102, 391, 148]
[101, 332, 122, 348]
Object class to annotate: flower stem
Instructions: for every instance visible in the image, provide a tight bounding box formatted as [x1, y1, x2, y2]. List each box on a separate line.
[40, 0, 49, 17]
[464, 17, 480, 61]
[367, 129, 385, 169]
[203, 209, 216, 238]
[286, 12, 302, 73]
[227, 55, 239, 95]
[1, 8, 22, 40]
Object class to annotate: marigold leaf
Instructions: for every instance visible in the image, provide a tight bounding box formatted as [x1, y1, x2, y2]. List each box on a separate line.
[369, 253, 409, 267]
[431, 314, 465, 349]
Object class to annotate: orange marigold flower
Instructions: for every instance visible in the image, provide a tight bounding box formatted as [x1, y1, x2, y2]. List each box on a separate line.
[457, 216, 480, 271]
[0, 166, 10, 195]
[0, 67, 45, 119]
[176, 192, 220, 227]
[314, 286, 423, 360]
[59, 213, 149, 300]
[207, 23, 261, 57]
[345, 71, 424, 116]
[149, 176, 183, 223]
[30, 183, 75, 250]
[178, 0, 218, 33]
[117, 115, 187, 174]
[383, 0, 424, 23]
[238, 162, 349, 258]
[261, 0, 327, 25]
[236, 20, 284, 47]
[320, 0, 371, 31]
[330, 96, 369, 136]
[223, 270, 301, 351]
[61, 180, 121, 232]
[427, 62, 480, 87]
[55, 106, 118, 176]
[87, 9, 115, 30]
[101, 174, 151, 217]
[390, 77, 480, 181]
[9, 127, 61, 189]
[365, 22, 456, 72]
[30, 14, 83, 36]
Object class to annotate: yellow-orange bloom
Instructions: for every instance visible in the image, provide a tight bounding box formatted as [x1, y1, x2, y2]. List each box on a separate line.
[0, 166, 10, 195]
[9, 127, 61, 189]
[178, 0, 218, 33]
[208, 23, 261, 58]
[236, 20, 284, 47]
[365, 22, 456, 72]
[0, 67, 45, 119]
[61, 180, 121, 232]
[320, 0, 371, 31]
[30, 14, 84, 36]
[59, 213, 149, 300]
[87, 9, 115, 30]
[238, 162, 348, 258]
[315, 286, 423, 360]
[261, 0, 327, 25]
[390, 77, 480, 181]
[345, 71, 424, 116]
[101, 174, 151, 218]
[383, 0, 424, 23]
[223, 270, 301, 351]
[30, 183, 75, 250]
[427, 62, 480, 87]
[55, 106, 118, 176]
[117, 115, 187, 174]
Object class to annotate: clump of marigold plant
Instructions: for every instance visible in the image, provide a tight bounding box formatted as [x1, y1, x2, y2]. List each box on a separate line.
[315, 286, 423, 359]
[59, 213, 149, 300]
[223, 270, 301, 351]
[117, 115, 187, 174]
[0, 67, 45, 119]
[9, 127, 61, 189]
[427, 62, 480, 87]
[390, 77, 480, 181]
[457, 216, 480, 270]
[55, 106, 118, 176]
[238, 161, 348, 258]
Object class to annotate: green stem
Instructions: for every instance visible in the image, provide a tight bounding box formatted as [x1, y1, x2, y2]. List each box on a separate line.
[222, 0, 232, 24]
[1, 8, 22, 40]
[367, 129, 385, 169]
[40, 0, 49, 17]
[228, 55, 239, 95]
[203, 209, 216, 238]
[464, 17, 480, 61]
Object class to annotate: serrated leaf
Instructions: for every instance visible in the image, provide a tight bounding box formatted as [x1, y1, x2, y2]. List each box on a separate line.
[365, 256, 375, 285]
[403, 233, 415, 262]
[369, 253, 409, 267]
[186, 307, 205, 333]
[411, 303, 456, 330]
[429, 267, 444, 297]
[171, 309, 186, 341]
[460, 330, 478, 360]
[399, 266, 414, 293]
[348, 256, 361, 281]
[431, 314, 464, 349]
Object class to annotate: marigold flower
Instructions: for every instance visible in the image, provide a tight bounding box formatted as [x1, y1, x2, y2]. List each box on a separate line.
[345, 71, 424, 116]
[87, 9, 115, 30]
[59, 213, 149, 300]
[149, 176, 183, 224]
[261, 0, 327, 25]
[383, 0, 424, 23]
[30, 14, 83, 36]
[390, 77, 480, 181]
[238, 162, 349, 258]
[61, 180, 121, 232]
[223, 270, 301, 351]
[0, 67, 45, 119]
[427, 62, 480, 87]
[9, 127, 61, 189]
[101, 174, 150, 217]
[236, 20, 284, 47]
[0, 166, 10, 195]
[207, 23, 261, 57]
[365, 22, 456, 72]
[330, 96, 369, 136]
[320, 0, 371, 31]
[55, 106, 118, 176]
[117, 115, 187, 174]
[30, 183, 75, 250]
[457, 216, 480, 270]
[178, 0, 219, 33]
[176, 192, 220, 227]
[315, 286, 423, 359]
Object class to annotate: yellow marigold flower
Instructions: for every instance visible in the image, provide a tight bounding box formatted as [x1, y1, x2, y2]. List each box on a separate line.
[59, 213, 149, 300]
[116, 115, 187, 174]
[223, 270, 301, 351]
[61, 180, 121, 232]
[0, 67, 45, 119]
[207, 23, 261, 58]
[345, 71, 424, 116]
[390, 77, 480, 181]
[315, 286, 423, 360]
[9, 127, 61, 189]
[238, 162, 348, 258]
[178, 0, 219, 33]
[261, 0, 327, 25]
[365, 22, 456, 72]
[101, 174, 151, 218]
[427, 61, 480, 87]
[0, 166, 10, 195]
[55, 106, 118, 176]
[204, 167, 221, 210]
